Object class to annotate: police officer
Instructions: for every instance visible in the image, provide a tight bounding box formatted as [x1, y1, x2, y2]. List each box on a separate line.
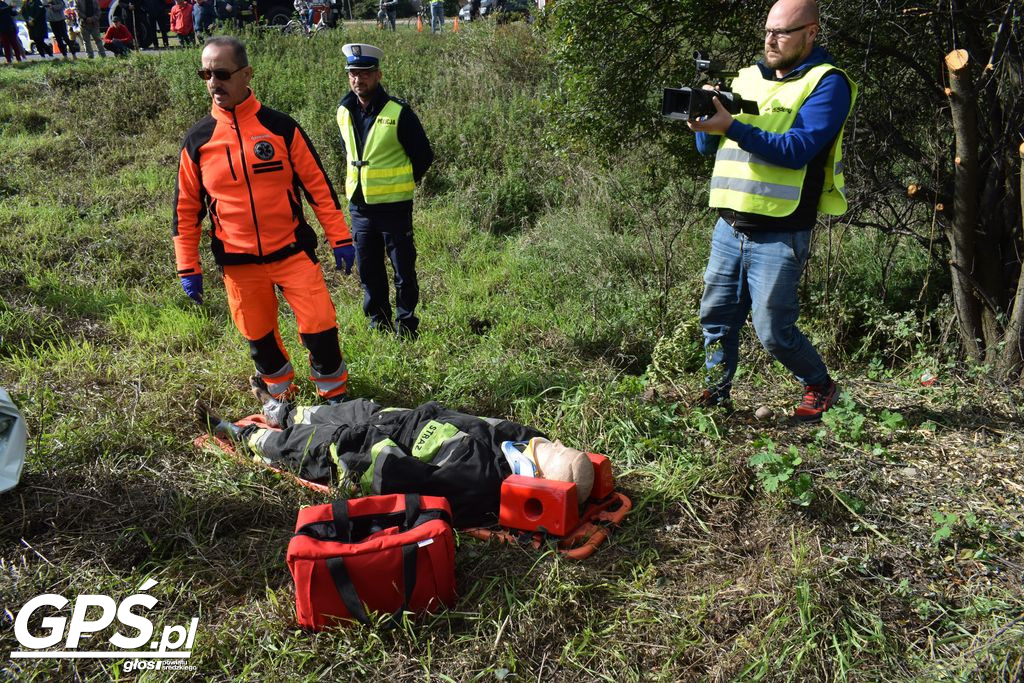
[337, 43, 434, 339]
[174, 36, 356, 401]
[687, 0, 856, 421]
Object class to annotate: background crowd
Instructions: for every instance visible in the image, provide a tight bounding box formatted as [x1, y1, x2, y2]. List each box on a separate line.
[0, 0, 257, 61]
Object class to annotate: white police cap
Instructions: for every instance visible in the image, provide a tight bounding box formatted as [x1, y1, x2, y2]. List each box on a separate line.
[342, 43, 383, 71]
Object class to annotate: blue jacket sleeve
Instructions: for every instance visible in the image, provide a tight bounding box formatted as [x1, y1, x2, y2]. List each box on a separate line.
[723, 72, 851, 170]
[695, 131, 720, 156]
[398, 106, 434, 183]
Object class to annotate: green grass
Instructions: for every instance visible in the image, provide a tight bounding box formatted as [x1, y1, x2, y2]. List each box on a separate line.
[1, 22, 1023, 683]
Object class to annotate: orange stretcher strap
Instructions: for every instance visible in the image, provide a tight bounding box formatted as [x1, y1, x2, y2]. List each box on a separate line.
[463, 491, 632, 561]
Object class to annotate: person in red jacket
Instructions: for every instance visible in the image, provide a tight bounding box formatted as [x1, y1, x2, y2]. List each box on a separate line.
[102, 16, 134, 55]
[174, 36, 356, 401]
[169, 0, 194, 45]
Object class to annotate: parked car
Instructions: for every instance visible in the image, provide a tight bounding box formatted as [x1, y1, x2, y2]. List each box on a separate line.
[458, 0, 528, 22]
[494, 0, 529, 22]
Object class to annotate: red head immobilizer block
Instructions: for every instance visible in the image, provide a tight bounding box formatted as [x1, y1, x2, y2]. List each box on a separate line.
[499, 475, 580, 536]
[587, 453, 615, 501]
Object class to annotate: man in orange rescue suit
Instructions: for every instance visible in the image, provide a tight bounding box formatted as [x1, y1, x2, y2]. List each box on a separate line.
[337, 43, 434, 339]
[174, 36, 356, 401]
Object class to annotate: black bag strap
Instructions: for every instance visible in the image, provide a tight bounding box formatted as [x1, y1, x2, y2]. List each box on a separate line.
[326, 542, 419, 628]
[325, 554, 370, 625]
[403, 493, 421, 530]
[324, 493, 423, 627]
[300, 494, 444, 542]
[331, 500, 352, 543]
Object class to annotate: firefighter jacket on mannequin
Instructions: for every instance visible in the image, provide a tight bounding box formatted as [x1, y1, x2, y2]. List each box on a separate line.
[241, 399, 542, 527]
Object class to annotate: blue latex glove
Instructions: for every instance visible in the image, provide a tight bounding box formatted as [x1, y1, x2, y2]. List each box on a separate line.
[333, 244, 356, 275]
[180, 274, 203, 304]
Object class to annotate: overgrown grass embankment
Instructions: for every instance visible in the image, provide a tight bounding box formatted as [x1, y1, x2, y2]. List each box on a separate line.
[1, 22, 1022, 682]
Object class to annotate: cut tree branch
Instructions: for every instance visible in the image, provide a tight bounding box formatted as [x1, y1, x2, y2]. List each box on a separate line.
[945, 48, 985, 359]
[906, 183, 952, 217]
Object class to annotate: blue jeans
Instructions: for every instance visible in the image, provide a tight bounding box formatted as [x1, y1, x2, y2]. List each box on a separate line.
[349, 203, 419, 334]
[430, 1, 443, 32]
[699, 218, 828, 396]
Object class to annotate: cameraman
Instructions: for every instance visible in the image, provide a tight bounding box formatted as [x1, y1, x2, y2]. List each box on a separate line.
[687, 0, 856, 422]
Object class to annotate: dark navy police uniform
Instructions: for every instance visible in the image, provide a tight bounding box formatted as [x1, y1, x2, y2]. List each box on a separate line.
[338, 85, 434, 336]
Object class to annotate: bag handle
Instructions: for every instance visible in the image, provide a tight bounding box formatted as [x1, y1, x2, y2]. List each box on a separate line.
[325, 541, 418, 628]
[331, 493, 422, 540]
[402, 493, 421, 530]
[331, 500, 351, 542]
[325, 493, 423, 627]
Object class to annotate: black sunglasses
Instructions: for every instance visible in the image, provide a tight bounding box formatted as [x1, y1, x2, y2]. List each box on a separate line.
[764, 23, 815, 39]
[197, 65, 246, 81]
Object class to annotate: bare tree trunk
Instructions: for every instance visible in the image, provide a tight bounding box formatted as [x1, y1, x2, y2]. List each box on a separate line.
[944, 49, 985, 360]
[1000, 141, 1024, 381]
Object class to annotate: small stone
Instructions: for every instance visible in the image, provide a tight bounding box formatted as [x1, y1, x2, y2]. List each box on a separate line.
[900, 467, 918, 477]
[755, 406, 773, 420]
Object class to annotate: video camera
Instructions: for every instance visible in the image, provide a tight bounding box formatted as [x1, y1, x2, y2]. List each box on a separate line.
[661, 52, 759, 122]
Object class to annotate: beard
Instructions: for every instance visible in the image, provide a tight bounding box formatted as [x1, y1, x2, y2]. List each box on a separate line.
[764, 41, 808, 71]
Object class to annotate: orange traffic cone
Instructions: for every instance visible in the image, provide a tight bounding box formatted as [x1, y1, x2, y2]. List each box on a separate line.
[453, 16, 459, 32]
[417, 15, 423, 31]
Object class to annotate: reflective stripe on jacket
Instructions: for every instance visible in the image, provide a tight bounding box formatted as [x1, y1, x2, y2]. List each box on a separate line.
[337, 99, 416, 205]
[173, 91, 351, 276]
[710, 63, 857, 217]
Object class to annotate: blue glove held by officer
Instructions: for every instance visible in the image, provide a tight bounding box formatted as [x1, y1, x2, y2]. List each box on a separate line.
[333, 244, 356, 275]
[180, 274, 203, 304]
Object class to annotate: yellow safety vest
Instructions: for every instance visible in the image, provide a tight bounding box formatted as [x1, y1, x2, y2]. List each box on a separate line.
[709, 63, 857, 217]
[336, 99, 416, 204]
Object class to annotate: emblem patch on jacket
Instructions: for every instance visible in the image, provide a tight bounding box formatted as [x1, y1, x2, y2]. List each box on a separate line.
[253, 141, 275, 160]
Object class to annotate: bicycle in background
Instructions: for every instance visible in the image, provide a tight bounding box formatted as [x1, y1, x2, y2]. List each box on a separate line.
[282, 2, 331, 36]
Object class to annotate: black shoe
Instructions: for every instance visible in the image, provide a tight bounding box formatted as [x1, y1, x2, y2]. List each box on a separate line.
[195, 400, 243, 440]
[395, 322, 419, 340]
[368, 319, 394, 334]
[693, 389, 734, 411]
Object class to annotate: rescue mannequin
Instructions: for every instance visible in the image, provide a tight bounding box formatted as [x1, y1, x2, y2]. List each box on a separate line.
[197, 380, 594, 528]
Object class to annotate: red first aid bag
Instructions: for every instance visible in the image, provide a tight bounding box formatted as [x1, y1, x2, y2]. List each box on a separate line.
[287, 493, 457, 630]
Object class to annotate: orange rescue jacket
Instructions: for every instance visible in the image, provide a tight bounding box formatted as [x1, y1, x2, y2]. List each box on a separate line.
[173, 91, 352, 276]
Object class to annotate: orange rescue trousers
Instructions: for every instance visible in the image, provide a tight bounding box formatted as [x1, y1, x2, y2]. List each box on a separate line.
[223, 252, 347, 399]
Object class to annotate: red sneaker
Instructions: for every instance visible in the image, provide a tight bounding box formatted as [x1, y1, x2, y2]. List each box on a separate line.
[793, 381, 838, 422]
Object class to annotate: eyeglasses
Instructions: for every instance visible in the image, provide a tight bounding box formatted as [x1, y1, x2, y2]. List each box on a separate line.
[196, 65, 246, 81]
[764, 23, 814, 39]
[347, 68, 379, 78]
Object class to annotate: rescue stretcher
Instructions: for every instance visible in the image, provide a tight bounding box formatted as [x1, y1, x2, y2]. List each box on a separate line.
[195, 416, 632, 560]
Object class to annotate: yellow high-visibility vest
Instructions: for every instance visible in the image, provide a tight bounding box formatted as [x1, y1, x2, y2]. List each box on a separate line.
[709, 63, 857, 217]
[337, 99, 415, 204]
